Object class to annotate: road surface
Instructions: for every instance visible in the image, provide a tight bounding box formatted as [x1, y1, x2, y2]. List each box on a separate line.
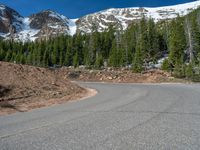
[0, 82, 200, 150]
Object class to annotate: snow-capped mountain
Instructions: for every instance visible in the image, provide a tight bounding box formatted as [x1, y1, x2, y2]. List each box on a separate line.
[0, 4, 23, 35]
[76, 0, 200, 33]
[26, 10, 74, 41]
[0, 6, 75, 42]
[0, 0, 200, 41]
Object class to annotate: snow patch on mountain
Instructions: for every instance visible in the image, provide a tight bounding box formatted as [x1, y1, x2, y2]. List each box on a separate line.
[47, 11, 77, 35]
[0, 17, 39, 42]
[12, 15, 24, 32]
[0, 32, 7, 38]
[0, 5, 5, 11]
[77, 0, 200, 33]
[0, 16, 7, 21]
[144, 0, 200, 21]
[68, 19, 77, 36]
[16, 18, 40, 42]
[48, 11, 69, 25]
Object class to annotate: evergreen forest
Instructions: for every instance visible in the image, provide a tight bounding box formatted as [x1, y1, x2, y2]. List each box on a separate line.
[1, 8, 200, 80]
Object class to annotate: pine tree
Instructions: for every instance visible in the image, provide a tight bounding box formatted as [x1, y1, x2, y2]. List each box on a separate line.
[139, 18, 148, 63]
[95, 53, 103, 69]
[147, 18, 159, 61]
[103, 25, 115, 58]
[161, 59, 170, 71]
[52, 40, 59, 65]
[73, 52, 79, 68]
[42, 49, 49, 67]
[64, 45, 72, 66]
[186, 63, 194, 79]
[189, 10, 200, 59]
[133, 38, 144, 73]
[109, 40, 119, 67]
[173, 57, 185, 78]
[82, 44, 91, 67]
[26, 53, 32, 65]
[185, 17, 194, 63]
[0, 48, 5, 61]
[169, 18, 186, 67]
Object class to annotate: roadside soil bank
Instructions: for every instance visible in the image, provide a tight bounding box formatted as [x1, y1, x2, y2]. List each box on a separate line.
[0, 62, 96, 115]
[65, 68, 188, 83]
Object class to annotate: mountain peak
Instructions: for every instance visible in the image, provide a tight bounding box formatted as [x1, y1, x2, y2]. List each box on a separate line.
[0, 4, 6, 10]
[0, 4, 23, 34]
[76, 0, 200, 33]
[1, 1, 200, 42]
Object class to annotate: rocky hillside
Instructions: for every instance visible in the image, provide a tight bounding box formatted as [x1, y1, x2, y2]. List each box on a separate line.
[0, 0, 200, 41]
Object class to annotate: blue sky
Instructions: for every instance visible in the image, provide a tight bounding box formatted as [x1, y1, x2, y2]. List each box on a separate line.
[0, 0, 197, 18]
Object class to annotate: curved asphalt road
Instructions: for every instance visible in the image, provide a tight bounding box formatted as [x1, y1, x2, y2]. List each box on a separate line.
[0, 82, 200, 150]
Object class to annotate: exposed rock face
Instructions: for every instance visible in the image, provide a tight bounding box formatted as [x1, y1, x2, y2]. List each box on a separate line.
[0, 5, 23, 34]
[29, 10, 70, 40]
[0, 6, 72, 42]
[29, 10, 69, 29]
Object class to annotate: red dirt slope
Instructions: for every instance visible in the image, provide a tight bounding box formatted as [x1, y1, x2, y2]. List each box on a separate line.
[0, 62, 86, 115]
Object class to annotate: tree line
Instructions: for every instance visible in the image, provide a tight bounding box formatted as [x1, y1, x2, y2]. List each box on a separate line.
[0, 8, 200, 80]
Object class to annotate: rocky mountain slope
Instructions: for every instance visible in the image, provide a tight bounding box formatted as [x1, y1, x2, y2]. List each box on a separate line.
[76, 0, 200, 33]
[25, 10, 76, 41]
[0, 0, 200, 41]
[0, 5, 23, 36]
[0, 5, 76, 42]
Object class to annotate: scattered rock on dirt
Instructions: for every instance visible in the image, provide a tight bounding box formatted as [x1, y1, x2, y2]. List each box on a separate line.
[0, 61, 87, 115]
[62, 68, 185, 83]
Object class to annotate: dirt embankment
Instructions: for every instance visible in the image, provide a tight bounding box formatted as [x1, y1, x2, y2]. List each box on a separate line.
[0, 62, 88, 115]
[65, 68, 186, 83]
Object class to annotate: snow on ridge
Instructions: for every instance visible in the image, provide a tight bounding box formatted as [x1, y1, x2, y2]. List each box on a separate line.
[101, 0, 200, 14]
[144, 0, 200, 11]
[0, 16, 7, 21]
[47, 11, 77, 36]
[0, 5, 5, 10]
[0, 32, 7, 38]
[49, 13, 63, 20]
[0, 5, 5, 14]
[48, 11, 69, 25]
[144, 0, 200, 21]
[16, 17, 40, 42]
[93, 0, 200, 21]
[68, 19, 77, 36]
[77, 0, 200, 33]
